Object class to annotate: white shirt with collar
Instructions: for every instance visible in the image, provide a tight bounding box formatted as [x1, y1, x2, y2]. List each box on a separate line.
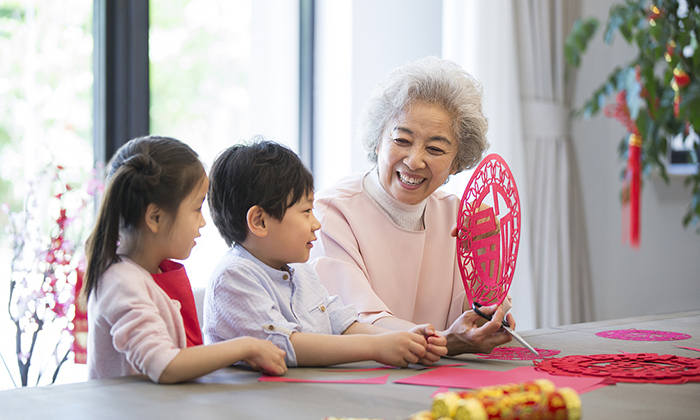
[203, 244, 358, 366]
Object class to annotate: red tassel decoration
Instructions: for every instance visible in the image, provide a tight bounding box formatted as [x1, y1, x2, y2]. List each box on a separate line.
[627, 133, 642, 248]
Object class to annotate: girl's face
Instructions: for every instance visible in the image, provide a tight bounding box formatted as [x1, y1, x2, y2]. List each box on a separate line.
[376, 102, 459, 205]
[165, 175, 208, 260]
[259, 192, 321, 270]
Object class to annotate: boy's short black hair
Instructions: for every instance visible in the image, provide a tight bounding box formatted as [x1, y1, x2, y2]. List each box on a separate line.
[208, 137, 314, 246]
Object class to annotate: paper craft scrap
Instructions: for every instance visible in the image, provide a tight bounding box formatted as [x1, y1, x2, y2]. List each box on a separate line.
[595, 328, 691, 341]
[476, 347, 560, 360]
[534, 353, 700, 384]
[394, 366, 607, 394]
[675, 345, 700, 353]
[259, 373, 389, 385]
[457, 154, 521, 307]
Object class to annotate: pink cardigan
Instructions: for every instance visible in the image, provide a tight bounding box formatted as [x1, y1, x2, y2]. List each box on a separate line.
[310, 171, 466, 330]
[87, 257, 184, 382]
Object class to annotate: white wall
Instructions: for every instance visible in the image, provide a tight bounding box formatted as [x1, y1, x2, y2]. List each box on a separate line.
[314, 0, 443, 190]
[572, 0, 700, 321]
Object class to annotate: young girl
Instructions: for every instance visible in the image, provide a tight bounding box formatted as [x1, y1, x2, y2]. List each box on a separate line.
[84, 135, 287, 384]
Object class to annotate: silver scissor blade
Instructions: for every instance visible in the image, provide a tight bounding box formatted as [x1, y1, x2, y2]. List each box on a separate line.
[503, 325, 539, 355]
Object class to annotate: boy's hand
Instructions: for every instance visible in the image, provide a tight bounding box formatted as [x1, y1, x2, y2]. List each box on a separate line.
[371, 331, 427, 367]
[409, 324, 448, 365]
[243, 338, 287, 376]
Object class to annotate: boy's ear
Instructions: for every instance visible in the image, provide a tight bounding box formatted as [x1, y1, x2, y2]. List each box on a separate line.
[246, 205, 268, 238]
[144, 203, 163, 234]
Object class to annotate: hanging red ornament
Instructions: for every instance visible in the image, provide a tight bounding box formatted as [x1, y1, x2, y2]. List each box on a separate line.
[673, 67, 690, 88]
[625, 133, 642, 248]
[604, 91, 643, 248]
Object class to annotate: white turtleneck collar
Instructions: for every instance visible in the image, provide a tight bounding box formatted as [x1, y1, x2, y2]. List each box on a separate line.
[363, 168, 426, 231]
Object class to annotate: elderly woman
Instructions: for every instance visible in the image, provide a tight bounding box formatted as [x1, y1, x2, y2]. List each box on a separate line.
[310, 56, 515, 357]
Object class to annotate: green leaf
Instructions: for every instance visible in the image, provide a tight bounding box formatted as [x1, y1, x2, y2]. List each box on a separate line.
[565, 17, 599, 67]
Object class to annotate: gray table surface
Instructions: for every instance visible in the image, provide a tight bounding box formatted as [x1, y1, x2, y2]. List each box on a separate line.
[1, 310, 699, 420]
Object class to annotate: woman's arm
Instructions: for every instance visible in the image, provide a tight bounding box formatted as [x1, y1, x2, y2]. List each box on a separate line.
[158, 337, 287, 384]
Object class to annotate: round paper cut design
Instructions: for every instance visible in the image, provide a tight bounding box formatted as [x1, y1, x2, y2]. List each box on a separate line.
[476, 347, 560, 360]
[457, 154, 521, 307]
[595, 329, 691, 341]
[534, 353, 700, 384]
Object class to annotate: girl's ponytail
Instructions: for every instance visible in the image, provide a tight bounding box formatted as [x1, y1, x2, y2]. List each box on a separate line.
[83, 169, 129, 300]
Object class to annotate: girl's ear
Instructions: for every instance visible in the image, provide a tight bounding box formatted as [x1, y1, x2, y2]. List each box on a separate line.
[246, 205, 268, 238]
[144, 203, 163, 234]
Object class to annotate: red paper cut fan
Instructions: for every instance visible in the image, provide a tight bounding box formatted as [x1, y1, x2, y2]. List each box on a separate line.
[457, 154, 521, 306]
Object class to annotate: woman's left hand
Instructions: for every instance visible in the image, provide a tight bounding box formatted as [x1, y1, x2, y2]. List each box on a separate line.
[408, 324, 448, 365]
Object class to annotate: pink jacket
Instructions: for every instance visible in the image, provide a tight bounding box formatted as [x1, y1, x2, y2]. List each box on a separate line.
[87, 257, 184, 382]
[310, 171, 466, 330]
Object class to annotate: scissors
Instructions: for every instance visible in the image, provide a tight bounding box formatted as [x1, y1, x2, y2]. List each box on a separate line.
[472, 302, 539, 356]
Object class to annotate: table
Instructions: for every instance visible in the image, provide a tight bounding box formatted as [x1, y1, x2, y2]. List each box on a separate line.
[1, 311, 699, 420]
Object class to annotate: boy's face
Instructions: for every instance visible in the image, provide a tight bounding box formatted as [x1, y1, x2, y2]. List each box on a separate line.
[262, 192, 321, 270]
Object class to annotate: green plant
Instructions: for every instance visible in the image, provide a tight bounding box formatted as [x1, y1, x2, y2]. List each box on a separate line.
[566, 0, 700, 232]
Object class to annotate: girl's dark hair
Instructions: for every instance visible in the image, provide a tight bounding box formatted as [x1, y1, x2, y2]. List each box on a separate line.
[208, 137, 314, 247]
[83, 135, 204, 300]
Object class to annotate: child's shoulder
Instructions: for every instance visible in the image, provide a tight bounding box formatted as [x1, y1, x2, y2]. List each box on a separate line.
[92, 257, 152, 302]
[103, 256, 149, 280]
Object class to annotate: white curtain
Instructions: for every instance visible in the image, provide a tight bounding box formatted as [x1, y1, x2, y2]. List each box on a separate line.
[443, 0, 593, 328]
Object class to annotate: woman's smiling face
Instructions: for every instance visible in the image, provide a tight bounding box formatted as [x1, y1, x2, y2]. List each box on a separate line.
[376, 102, 459, 205]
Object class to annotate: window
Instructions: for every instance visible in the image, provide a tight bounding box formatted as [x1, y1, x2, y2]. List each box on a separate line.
[0, 0, 93, 389]
[149, 0, 300, 287]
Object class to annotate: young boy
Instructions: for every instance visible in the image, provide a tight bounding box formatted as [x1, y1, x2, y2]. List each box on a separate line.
[204, 138, 447, 367]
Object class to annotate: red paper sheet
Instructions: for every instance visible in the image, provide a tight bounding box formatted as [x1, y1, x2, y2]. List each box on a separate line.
[394, 366, 609, 394]
[259, 373, 389, 385]
[320, 363, 467, 372]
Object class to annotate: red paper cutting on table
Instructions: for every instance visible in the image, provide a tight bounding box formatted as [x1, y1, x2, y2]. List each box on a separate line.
[534, 353, 700, 384]
[595, 329, 691, 341]
[457, 154, 521, 306]
[476, 347, 560, 361]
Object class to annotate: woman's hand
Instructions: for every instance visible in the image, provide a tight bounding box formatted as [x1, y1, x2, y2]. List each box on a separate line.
[441, 304, 514, 356]
[242, 338, 288, 376]
[408, 324, 448, 365]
